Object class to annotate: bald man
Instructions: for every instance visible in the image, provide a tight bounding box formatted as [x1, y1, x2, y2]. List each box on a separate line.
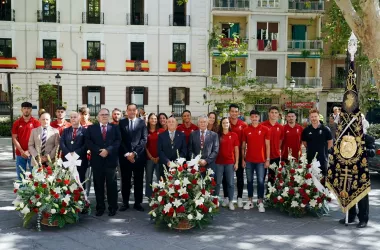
[60, 112, 88, 183]
[158, 117, 187, 178]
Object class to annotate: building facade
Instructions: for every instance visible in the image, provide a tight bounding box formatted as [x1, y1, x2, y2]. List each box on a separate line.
[0, 0, 210, 117]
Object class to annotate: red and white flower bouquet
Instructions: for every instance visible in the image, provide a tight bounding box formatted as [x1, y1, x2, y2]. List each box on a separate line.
[267, 155, 332, 217]
[13, 152, 90, 230]
[149, 155, 219, 229]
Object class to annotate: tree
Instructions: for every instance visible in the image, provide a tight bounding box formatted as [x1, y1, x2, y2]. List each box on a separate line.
[333, 0, 380, 96]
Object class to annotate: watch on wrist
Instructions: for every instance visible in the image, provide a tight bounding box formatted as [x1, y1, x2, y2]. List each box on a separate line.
[266, 158, 270, 161]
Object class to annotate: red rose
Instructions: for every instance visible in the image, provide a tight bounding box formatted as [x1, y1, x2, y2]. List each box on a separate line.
[202, 206, 209, 213]
[64, 179, 70, 185]
[176, 206, 185, 213]
[168, 175, 173, 180]
[74, 194, 80, 202]
[290, 176, 295, 181]
[43, 212, 50, 218]
[290, 169, 295, 174]
[168, 184, 173, 188]
[277, 173, 282, 179]
[159, 190, 166, 196]
[191, 169, 196, 174]
[34, 182, 39, 187]
[169, 197, 174, 203]
[298, 165, 302, 169]
[173, 193, 179, 197]
[152, 204, 158, 209]
[211, 179, 216, 187]
[181, 193, 189, 199]
[35, 194, 40, 199]
[41, 183, 47, 189]
[302, 199, 308, 205]
[29, 174, 33, 179]
[54, 194, 59, 199]
[280, 161, 285, 166]
[78, 187, 83, 192]
[56, 179, 62, 183]
[160, 200, 165, 205]
[327, 197, 332, 202]
[62, 201, 67, 207]
[178, 166, 183, 172]
[306, 164, 312, 169]
[66, 190, 71, 195]
[154, 188, 159, 193]
[168, 207, 175, 217]
[200, 167, 206, 173]
[73, 189, 79, 195]
[13, 189, 18, 193]
[313, 188, 318, 193]
[273, 198, 278, 204]
[187, 184, 193, 190]
[213, 198, 218, 205]
[50, 189, 56, 195]
[60, 208, 66, 214]
[192, 179, 197, 185]
[299, 188, 305, 194]
[302, 183, 309, 189]
[279, 198, 285, 204]
[317, 197, 322, 203]
[151, 193, 155, 198]
[33, 208, 39, 213]
[294, 159, 299, 163]
[183, 163, 188, 169]
[29, 200, 33, 204]
[175, 185, 181, 190]
[277, 185, 282, 190]
[201, 189, 206, 195]
[305, 173, 312, 179]
[162, 210, 166, 215]
[278, 168, 283, 172]
[75, 208, 80, 213]
[288, 182, 294, 187]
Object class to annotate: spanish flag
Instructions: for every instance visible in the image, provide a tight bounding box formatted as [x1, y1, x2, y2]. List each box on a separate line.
[0, 57, 18, 69]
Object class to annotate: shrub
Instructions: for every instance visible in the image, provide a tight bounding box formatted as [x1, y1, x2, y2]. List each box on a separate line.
[367, 124, 380, 139]
[0, 117, 11, 137]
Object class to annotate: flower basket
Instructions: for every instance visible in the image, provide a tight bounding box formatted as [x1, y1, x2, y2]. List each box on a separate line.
[149, 155, 219, 229]
[41, 214, 58, 227]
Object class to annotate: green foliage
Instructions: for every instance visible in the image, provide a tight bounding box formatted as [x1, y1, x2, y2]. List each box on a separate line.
[36, 83, 59, 110]
[23, 212, 35, 228]
[177, 0, 188, 6]
[0, 118, 11, 136]
[367, 124, 380, 139]
[301, 50, 311, 58]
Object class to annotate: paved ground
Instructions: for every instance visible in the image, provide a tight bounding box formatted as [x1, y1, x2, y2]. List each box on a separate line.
[1, 137, 380, 250]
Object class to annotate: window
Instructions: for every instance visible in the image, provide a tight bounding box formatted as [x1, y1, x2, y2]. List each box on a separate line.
[82, 86, 105, 116]
[0, 39, 12, 58]
[173, 43, 186, 63]
[291, 62, 306, 77]
[222, 23, 240, 38]
[172, 0, 186, 26]
[131, 42, 144, 61]
[43, 40, 57, 59]
[0, 0, 12, 21]
[257, 22, 278, 40]
[221, 61, 236, 86]
[169, 87, 189, 116]
[87, 0, 100, 24]
[87, 41, 101, 60]
[125, 87, 148, 109]
[42, 0, 56, 22]
[256, 59, 277, 84]
[131, 0, 144, 25]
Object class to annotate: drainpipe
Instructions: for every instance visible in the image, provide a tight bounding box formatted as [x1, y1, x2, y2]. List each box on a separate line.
[24, 0, 29, 100]
[157, 0, 160, 114]
[70, 0, 79, 109]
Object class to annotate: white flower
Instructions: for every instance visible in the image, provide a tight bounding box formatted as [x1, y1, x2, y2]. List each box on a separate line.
[176, 158, 186, 166]
[306, 190, 310, 195]
[291, 201, 299, 208]
[294, 175, 304, 184]
[187, 214, 193, 220]
[34, 173, 45, 182]
[78, 201, 83, 205]
[207, 168, 214, 176]
[296, 168, 304, 174]
[158, 196, 163, 202]
[193, 165, 199, 171]
[14, 182, 20, 189]
[45, 195, 51, 201]
[281, 190, 289, 198]
[152, 211, 156, 217]
[25, 172, 31, 179]
[195, 197, 205, 206]
[305, 179, 313, 186]
[168, 188, 175, 194]
[178, 187, 187, 196]
[168, 223, 172, 228]
[268, 185, 276, 194]
[182, 177, 190, 187]
[173, 199, 182, 208]
[174, 180, 181, 186]
[277, 196, 282, 201]
[195, 211, 203, 221]
[69, 183, 78, 193]
[163, 203, 172, 213]
[209, 207, 212, 213]
[204, 191, 210, 198]
[318, 203, 322, 208]
[158, 180, 165, 189]
[21, 206, 30, 215]
[19, 202, 25, 208]
[309, 199, 317, 207]
[62, 186, 68, 191]
[57, 158, 63, 167]
[22, 179, 30, 185]
[47, 175, 55, 184]
[152, 182, 158, 189]
[12, 197, 21, 207]
[54, 187, 62, 194]
[62, 194, 71, 204]
[51, 209, 56, 214]
[301, 203, 306, 208]
[295, 193, 300, 198]
[36, 202, 42, 207]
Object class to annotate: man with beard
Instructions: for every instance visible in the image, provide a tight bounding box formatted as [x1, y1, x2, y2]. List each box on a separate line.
[12, 102, 41, 180]
[111, 108, 122, 125]
[50, 106, 71, 135]
[282, 111, 303, 161]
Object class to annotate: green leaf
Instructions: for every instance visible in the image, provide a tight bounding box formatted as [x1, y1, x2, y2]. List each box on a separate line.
[23, 212, 35, 228]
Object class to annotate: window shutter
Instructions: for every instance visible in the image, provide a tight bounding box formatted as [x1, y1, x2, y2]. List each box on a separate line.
[100, 87, 105, 104]
[82, 86, 88, 104]
[126, 87, 130, 105]
[143, 87, 148, 105]
[185, 88, 190, 105]
[169, 87, 173, 105]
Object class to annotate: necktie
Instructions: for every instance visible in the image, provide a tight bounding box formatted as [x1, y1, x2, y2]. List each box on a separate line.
[72, 128, 78, 140]
[200, 130, 205, 149]
[102, 125, 107, 140]
[41, 128, 47, 155]
[129, 120, 134, 133]
[170, 132, 174, 141]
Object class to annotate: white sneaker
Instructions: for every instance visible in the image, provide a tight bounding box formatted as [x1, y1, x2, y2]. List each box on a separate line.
[237, 198, 244, 208]
[243, 201, 253, 210]
[258, 202, 265, 213]
[228, 202, 235, 211]
[222, 198, 229, 207]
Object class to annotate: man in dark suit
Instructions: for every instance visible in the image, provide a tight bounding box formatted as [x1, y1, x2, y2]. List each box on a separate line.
[60, 112, 87, 183]
[158, 117, 187, 177]
[119, 103, 148, 212]
[188, 115, 219, 173]
[85, 108, 121, 217]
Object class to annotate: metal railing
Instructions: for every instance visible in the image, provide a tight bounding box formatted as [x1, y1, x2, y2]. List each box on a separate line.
[331, 76, 346, 89]
[212, 76, 248, 88]
[126, 13, 148, 25]
[257, 0, 280, 8]
[289, 77, 322, 88]
[88, 104, 101, 116]
[169, 14, 190, 27]
[172, 103, 186, 117]
[288, 0, 325, 12]
[82, 12, 104, 24]
[0, 102, 10, 115]
[256, 76, 278, 85]
[0, 9, 15, 21]
[212, 0, 251, 10]
[287, 40, 323, 51]
[37, 10, 60, 23]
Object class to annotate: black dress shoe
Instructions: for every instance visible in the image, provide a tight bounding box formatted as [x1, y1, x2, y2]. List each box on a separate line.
[357, 221, 367, 228]
[119, 204, 130, 211]
[339, 218, 356, 224]
[133, 204, 144, 212]
[95, 210, 104, 216]
[108, 210, 117, 216]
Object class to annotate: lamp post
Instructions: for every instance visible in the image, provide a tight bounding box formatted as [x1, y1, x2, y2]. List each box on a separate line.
[290, 77, 296, 111]
[55, 73, 61, 106]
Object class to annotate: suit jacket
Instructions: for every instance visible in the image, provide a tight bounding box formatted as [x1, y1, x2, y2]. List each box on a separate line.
[158, 130, 187, 165]
[188, 130, 219, 166]
[28, 126, 60, 161]
[85, 123, 121, 168]
[119, 118, 148, 163]
[60, 126, 88, 168]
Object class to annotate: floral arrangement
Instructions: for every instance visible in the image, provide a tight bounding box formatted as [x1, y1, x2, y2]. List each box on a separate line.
[267, 155, 331, 217]
[149, 155, 219, 229]
[13, 152, 90, 231]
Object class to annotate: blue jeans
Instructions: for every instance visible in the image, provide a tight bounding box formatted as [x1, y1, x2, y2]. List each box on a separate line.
[246, 162, 265, 199]
[145, 160, 160, 197]
[16, 156, 32, 181]
[215, 164, 234, 201]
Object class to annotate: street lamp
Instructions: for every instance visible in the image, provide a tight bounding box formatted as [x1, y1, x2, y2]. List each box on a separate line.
[290, 77, 296, 111]
[55, 73, 61, 106]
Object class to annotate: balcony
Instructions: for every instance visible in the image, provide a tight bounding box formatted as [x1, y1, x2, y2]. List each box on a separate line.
[257, 0, 280, 8]
[331, 76, 346, 89]
[169, 14, 190, 27]
[287, 40, 323, 51]
[289, 77, 322, 88]
[257, 39, 277, 51]
[126, 13, 148, 25]
[81, 59, 105, 71]
[256, 76, 278, 85]
[0, 9, 15, 21]
[35, 58, 63, 70]
[288, 0, 324, 13]
[168, 62, 191, 72]
[212, 76, 248, 88]
[212, 0, 251, 11]
[0, 57, 18, 69]
[37, 10, 60, 23]
[82, 12, 104, 24]
[172, 103, 186, 117]
[126, 60, 149, 72]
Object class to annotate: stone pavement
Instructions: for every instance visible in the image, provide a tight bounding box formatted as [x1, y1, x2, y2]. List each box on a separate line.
[1, 137, 380, 250]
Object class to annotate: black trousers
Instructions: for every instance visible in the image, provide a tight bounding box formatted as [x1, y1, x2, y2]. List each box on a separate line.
[222, 158, 244, 199]
[77, 165, 87, 184]
[119, 158, 145, 205]
[93, 166, 118, 212]
[349, 195, 369, 223]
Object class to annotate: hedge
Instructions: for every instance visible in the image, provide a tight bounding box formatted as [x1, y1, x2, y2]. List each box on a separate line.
[0, 119, 11, 137]
[367, 124, 380, 139]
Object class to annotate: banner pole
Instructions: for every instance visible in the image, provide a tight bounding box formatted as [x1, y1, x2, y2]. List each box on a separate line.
[345, 210, 349, 226]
